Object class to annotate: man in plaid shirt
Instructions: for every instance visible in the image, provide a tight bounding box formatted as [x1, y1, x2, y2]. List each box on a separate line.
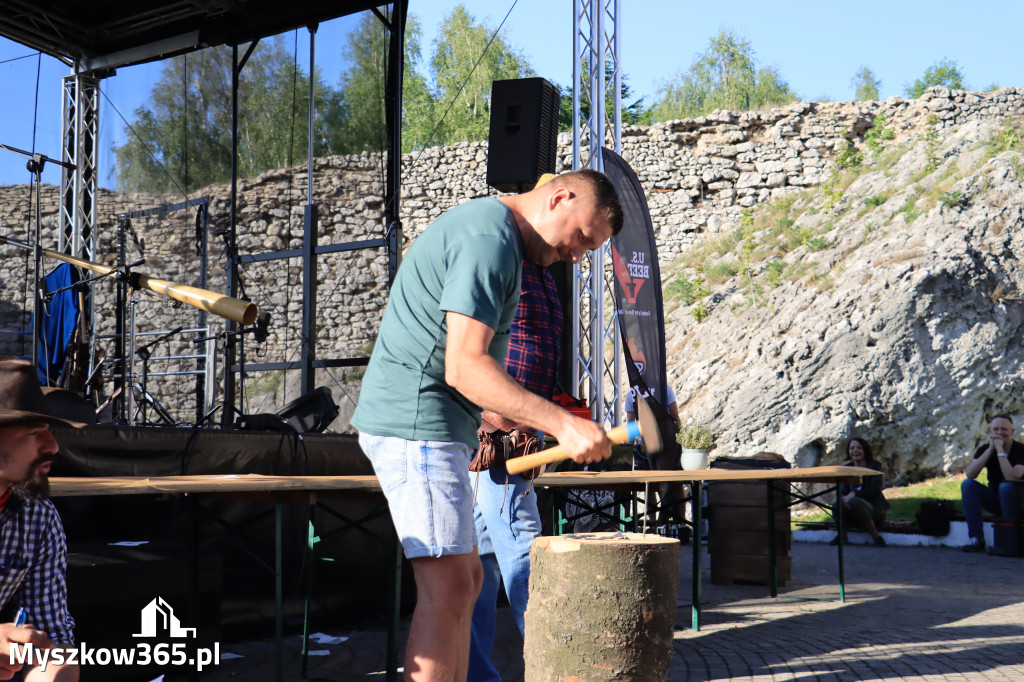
[0, 358, 80, 680]
[469, 256, 563, 681]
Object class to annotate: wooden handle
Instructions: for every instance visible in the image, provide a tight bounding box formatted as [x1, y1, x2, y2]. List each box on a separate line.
[505, 424, 632, 475]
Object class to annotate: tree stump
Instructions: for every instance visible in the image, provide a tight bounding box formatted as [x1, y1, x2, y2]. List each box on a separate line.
[524, 532, 680, 681]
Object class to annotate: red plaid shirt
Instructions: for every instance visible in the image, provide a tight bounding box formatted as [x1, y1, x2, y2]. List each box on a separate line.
[505, 260, 562, 398]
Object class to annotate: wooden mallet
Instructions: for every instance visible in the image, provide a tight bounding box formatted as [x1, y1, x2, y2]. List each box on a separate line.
[505, 397, 664, 475]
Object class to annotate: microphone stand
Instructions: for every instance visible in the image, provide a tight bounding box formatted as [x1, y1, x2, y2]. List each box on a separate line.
[134, 325, 184, 426]
[0, 142, 76, 379]
[193, 317, 266, 429]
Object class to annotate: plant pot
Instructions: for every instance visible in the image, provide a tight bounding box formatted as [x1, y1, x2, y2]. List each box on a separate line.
[681, 448, 710, 470]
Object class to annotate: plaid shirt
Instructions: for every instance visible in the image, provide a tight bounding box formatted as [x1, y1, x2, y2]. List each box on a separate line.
[0, 496, 75, 644]
[505, 260, 562, 398]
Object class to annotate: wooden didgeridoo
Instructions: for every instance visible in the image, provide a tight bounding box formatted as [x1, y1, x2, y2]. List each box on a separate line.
[0, 234, 258, 325]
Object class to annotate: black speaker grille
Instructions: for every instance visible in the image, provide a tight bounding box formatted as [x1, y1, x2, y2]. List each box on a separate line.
[487, 77, 561, 193]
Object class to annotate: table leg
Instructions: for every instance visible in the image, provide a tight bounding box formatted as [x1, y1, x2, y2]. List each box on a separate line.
[302, 495, 318, 679]
[768, 481, 778, 598]
[187, 496, 199, 682]
[626, 485, 634, 532]
[836, 480, 846, 602]
[386, 525, 402, 682]
[691, 481, 701, 631]
[643, 482, 650, 534]
[553, 490, 565, 536]
[275, 495, 283, 682]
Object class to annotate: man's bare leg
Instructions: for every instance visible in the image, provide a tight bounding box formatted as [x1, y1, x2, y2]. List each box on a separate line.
[404, 551, 483, 681]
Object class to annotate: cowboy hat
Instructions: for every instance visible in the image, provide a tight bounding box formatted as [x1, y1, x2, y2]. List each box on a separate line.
[0, 357, 85, 429]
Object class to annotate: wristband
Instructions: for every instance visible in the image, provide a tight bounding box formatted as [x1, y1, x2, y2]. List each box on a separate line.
[998, 451, 1009, 457]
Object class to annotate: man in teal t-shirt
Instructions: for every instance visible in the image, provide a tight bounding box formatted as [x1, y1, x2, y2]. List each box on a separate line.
[353, 198, 523, 447]
[352, 169, 622, 681]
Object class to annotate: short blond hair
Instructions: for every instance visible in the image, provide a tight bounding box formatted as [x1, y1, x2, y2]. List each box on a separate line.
[545, 169, 624, 236]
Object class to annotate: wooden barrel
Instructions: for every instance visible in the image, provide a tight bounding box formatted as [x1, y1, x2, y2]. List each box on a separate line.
[524, 532, 680, 681]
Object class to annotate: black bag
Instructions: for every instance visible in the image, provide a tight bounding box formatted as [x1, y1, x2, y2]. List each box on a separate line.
[915, 500, 955, 536]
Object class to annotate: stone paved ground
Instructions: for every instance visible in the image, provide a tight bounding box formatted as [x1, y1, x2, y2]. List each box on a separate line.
[162, 540, 1024, 681]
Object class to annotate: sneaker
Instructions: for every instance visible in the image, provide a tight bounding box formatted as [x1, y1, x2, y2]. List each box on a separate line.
[873, 536, 887, 547]
[828, 535, 842, 546]
[961, 538, 986, 553]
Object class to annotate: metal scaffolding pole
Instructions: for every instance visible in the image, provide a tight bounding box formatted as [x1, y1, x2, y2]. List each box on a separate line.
[59, 73, 100, 386]
[571, 0, 621, 427]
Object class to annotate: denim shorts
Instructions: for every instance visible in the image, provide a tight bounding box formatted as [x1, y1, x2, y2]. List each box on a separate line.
[358, 432, 478, 559]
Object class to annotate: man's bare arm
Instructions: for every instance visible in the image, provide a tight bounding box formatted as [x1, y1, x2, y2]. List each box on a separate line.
[445, 312, 610, 464]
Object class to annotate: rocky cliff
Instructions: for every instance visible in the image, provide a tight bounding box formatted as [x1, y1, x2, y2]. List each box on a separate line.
[666, 116, 1024, 480]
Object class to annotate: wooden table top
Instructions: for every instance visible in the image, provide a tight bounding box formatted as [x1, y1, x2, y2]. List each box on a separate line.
[531, 465, 879, 488]
[49, 474, 382, 496]
[49, 465, 876, 496]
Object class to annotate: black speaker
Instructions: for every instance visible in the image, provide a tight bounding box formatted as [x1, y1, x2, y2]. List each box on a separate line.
[275, 386, 340, 433]
[487, 77, 561, 193]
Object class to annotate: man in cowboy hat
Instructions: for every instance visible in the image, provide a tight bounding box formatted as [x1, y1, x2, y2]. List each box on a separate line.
[0, 357, 80, 680]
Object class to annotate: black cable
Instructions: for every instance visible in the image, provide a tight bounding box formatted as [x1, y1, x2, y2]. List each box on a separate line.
[402, 0, 519, 173]
[288, 29, 299, 169]
[180, 404, 222, 474]
[183, 53, 189, 194]
[100, 88, 191, 204]
[26, 51, 41, 368]
[286, 30, 299, 359]
[30, 53, 40, 155]
[0, 52, 36, 65]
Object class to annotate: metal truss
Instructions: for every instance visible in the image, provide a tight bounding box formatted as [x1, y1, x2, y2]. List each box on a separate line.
[59, 73, 100, 389]
[59, 74, 99, 258]
[571, 0, 621, 427]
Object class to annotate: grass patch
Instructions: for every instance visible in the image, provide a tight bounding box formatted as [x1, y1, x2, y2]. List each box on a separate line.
[897, 195, 920, 223]
[864, 193, 888, 208]
[986, 117, 1024, 156]
[248, 369, 284, 396]
[706, 261, 739, 284]
[875, 143, 910, 175]
[792, 473, 976, 527]
[665, 275, 710, 306]
[939, 189, 962, 208]
[764, 260, 785, 287]
[805, 236, 831, 252]
[864, 113, 896, 155]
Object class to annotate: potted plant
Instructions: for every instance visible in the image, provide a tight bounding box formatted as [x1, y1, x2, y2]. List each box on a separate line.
[677, 423, 714, 470]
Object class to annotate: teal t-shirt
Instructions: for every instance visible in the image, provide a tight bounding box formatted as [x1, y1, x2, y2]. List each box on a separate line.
[351, 198, 523, 446]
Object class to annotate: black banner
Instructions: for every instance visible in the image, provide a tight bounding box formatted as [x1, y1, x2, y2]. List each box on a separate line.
[602, 147, 668, 409]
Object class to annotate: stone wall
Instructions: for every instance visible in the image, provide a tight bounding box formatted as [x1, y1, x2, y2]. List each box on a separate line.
[2, 86, 1022, 428]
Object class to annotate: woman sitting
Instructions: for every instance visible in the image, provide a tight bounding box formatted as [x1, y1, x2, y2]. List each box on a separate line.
[830, 437, 889, 546]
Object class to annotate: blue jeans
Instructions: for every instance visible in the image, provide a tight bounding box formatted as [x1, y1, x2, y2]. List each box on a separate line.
[961, 478, 1017, 540]
[467, 461, 542, 682]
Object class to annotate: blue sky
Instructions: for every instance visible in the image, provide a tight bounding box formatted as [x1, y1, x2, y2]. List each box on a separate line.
[2, 0, 1023, 189]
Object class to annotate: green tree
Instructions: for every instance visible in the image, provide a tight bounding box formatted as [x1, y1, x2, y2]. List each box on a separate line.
[651, 30, 797, 121]
[328, 11, 435, 154]
[905, 58, 965, 98]
[557, 59, 652, 132]
[428, 5, 533, 146]
[114, 37, 335, 193]
[852, 66, 881, 101]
